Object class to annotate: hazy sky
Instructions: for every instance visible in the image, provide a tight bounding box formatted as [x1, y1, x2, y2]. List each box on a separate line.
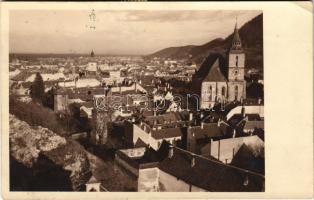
[10, 10, 262, 55]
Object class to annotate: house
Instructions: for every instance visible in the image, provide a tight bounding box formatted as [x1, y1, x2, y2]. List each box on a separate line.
[132, 121, 183, 151]
[58, 78, 101, 88]
[186, 120, 229, 154]
[115, 141, 265, 192]
[226, 105, 264, 120]
[201, 134, 264, 164]
[80, 102, 94, 119]
[85, 176, 101, 192]
[25, 73, 66, 82]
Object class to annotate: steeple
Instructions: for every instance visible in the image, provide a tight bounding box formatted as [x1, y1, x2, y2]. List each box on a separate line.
[91, 50, 95, 57]
[230, 18, 243, 52]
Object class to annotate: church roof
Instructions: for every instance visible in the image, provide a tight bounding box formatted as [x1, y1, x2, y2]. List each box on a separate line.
[194, 53, 228, 82]
[203, 58, 227, 82]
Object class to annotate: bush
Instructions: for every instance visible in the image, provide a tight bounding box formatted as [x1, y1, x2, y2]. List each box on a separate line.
[10, 95, 70, 137]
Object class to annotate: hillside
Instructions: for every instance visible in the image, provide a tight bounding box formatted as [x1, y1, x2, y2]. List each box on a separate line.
[148, 14, 263, 69]
[9, 114, 91, 191]
[149, 45, 196, 59]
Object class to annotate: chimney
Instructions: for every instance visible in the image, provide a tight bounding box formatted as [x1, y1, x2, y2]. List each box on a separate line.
[201, 122, 204, 129]
[232, 129, 236, 138]
[168, 145, 174, 158]
[191, 155, 195, 167]
[217, 118, 222, 127]
[189, 113, 193, 121]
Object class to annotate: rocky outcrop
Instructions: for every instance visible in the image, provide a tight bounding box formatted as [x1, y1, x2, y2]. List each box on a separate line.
[9, 114, 91, 191]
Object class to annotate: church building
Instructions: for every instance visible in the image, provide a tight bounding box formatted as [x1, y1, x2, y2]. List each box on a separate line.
[192, 22, 246, 109]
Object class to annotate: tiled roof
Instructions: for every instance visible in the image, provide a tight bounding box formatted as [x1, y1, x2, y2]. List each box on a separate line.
[134, 138, 148, 148]
[203, 58, 227, 82]
[145, 112, 183, 126]
[231, 144, 265, 175]
[158, 142, 264, 192]
[188, 122, 228, 139]
[151, 127, 183, 140]
[243, 121, 264, 130]
[194, 53, 228, 82]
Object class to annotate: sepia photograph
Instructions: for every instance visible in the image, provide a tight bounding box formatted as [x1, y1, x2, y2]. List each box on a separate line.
[1, 1, 313, 199]
[7, 9, 265, 192]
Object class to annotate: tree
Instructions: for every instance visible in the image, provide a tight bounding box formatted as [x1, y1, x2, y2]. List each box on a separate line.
[247, 82, 264, 99]
[30, 72, 45, 103]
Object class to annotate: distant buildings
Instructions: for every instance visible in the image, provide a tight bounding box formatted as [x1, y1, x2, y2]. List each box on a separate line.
[9, 22, 264, 192]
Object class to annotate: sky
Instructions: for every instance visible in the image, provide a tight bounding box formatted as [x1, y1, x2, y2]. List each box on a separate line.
[10, 10, 262, 55]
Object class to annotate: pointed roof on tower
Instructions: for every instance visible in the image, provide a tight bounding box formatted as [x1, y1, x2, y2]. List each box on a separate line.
[91, 50, 95, 57]
[230, 18, 243, 52]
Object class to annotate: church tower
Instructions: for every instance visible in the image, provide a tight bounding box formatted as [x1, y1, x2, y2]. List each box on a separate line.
[228, 21, 245, 81]
[227, 20, 246, 102]
[91, 95, 111, 145]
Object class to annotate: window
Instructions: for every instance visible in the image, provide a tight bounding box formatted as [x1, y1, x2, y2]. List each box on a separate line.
[221, 86, 226, 97]
[235, 85, 238, 101]
[209, 86, 212, 101]
[236, 56, 239, 67]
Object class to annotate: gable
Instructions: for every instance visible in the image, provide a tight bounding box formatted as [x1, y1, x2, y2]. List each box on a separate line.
[203, 58, 227, 82]
[194, 53, 228, 82]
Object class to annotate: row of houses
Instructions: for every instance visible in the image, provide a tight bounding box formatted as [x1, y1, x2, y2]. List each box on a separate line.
[115, 140, 264, 192]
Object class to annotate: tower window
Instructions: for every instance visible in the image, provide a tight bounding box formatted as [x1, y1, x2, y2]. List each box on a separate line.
[235, 86, 238, 101]
[236, 56, 239, 67]
[209, 86, 212, 101]
[222, 86, 226, 97]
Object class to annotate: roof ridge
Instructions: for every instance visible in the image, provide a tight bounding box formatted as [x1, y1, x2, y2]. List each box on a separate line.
[174, 146, 265, 178]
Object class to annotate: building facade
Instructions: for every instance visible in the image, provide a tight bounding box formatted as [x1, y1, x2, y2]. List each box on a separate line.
[196, 22, 247, 109]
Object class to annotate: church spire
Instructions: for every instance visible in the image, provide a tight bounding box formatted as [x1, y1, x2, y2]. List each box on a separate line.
[91, 50, 95, 57]
[230, 18, 242, 52]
